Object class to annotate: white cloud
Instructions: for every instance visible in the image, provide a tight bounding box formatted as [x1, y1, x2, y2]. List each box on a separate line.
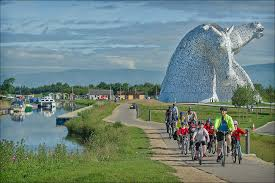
[106, 56, 136, 69]
[7, 49, 64, 60]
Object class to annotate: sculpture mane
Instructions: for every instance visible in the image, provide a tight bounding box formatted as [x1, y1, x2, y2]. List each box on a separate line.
[159, 22, 264, 103]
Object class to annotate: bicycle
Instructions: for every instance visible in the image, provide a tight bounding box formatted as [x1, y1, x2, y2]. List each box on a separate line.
[190, 139, 195, 161]
[181, 135, 189, 155]
[196, 141, 203, 165]
[168, 122, 173, 139]
[232, 136, 242, 164]
[208, 135, 217, 154]
[219, 131, 227, 167]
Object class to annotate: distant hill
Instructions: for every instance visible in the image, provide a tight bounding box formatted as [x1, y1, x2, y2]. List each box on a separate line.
[1, 63, 274, 87]
[9, 69, 166, 87]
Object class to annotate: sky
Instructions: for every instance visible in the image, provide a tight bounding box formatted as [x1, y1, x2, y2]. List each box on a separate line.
[0, 0, 274, 76]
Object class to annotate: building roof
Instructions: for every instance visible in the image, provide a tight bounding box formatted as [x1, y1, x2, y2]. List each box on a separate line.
[116, 91, 145, 95]
[88, 89, 114, 95]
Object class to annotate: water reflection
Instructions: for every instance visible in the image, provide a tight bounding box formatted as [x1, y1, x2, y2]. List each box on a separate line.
[0, 102, 83, 152]
[10, 112, 25, 121]
[41, 107, 56, 117]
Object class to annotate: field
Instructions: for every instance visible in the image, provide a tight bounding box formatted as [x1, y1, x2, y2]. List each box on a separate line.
[135, 99, 275, 162]
[0, 102, 179, 183]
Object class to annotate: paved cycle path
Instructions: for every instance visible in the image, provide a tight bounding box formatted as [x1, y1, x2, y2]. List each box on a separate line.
[104, 103, 274, 183]
[255, 121, 275, 136]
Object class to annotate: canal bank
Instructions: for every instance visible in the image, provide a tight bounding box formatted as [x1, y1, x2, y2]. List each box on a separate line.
[0, 103, 82, 151]
[56, 105, 94, 125]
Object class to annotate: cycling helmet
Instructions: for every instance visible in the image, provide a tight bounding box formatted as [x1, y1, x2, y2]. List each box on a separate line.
[233, 120, 238, 125]
[198, 121, 204, 125]
[180, 111, 184, 115]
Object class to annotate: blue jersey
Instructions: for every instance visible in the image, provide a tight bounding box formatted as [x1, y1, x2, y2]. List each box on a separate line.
[218, 118, 229, 132]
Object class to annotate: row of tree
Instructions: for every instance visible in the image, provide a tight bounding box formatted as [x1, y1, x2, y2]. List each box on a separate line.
[0, 78, 161, 96]
[0, 78, 274, 103]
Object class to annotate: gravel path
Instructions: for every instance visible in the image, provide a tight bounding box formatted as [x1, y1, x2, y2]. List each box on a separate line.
[104, 103, 275, 183]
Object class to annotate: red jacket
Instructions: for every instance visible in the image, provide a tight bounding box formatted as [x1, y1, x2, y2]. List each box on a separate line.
[177, 127, 189, 136]
[232, 127, 246, 141]
[204, 124, 214, 135]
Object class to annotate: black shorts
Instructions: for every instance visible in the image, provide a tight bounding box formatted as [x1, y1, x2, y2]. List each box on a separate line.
[216, 131, 229, 142]
[195, 141, 206, 150]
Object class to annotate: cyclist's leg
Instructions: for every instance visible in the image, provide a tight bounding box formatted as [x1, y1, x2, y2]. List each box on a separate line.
[195, 142, 199, 159]
[202, 141, 207, 156]
[226, 133, 232, 152]
[189, 133, 193, 150]
[216, 132, 223, 156]
[166, 121, 169, 133]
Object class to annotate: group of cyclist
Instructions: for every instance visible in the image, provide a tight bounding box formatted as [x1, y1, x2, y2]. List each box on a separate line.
[165, 104, 247, 163]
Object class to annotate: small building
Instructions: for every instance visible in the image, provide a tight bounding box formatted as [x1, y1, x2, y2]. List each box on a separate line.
[88, 89, 114, 100]
[116, 91, 145, 100]
[116, 91, 126, 100]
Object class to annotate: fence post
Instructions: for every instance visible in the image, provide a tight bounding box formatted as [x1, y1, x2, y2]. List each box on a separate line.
[136, 104, 139, 118]
[245, 128, 250, 154]
[149, 110, 151, 121]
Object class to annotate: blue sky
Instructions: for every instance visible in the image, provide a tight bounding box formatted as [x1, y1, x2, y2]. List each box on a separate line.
[0, 0, 274, 76]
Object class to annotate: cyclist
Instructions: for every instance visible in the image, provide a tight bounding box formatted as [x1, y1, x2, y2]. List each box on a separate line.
[186, 107, 198, 125]
[192, 121, 209, 160]
[231, 120, 246, 160]
[204, 118, 215, 149]
[179, 111, 185, 123]
[172, 103, 179, 123]
[214, 107, 234, 162]
[176, 121, 189, 146]
[188, 120, 197, 150]
[165, 106, 173, 133]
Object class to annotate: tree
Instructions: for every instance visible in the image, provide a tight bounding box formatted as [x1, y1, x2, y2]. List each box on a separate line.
[232, 85, 257, 118]
[0, 78, 15, 94]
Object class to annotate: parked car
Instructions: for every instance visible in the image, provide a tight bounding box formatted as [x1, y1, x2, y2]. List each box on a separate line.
[130, 103, 136, 109]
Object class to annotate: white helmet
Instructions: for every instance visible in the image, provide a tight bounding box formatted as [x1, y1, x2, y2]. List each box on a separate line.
[233, 120, 238, 125]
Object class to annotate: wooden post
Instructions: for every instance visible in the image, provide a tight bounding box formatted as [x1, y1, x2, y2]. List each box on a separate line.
[136, 104, 139, 118]
[245, 128, 250, 154]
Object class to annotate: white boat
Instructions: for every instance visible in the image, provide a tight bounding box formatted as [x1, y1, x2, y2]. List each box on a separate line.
[40, 96, 56, 109]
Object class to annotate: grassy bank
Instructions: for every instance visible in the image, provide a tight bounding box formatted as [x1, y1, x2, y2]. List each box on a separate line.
[240, 133, 275, 162]
[74, 99, 96, 106]
[136, 100, 275, 162]
[137, 100, 274, 129]
[0, 102, 179, 182]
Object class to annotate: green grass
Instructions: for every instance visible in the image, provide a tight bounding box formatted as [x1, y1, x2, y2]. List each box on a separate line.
[240, 133, 275, 163]
[0, 102, 179, 183]
[137, 101, 275, 162]
[138, 103, 275, 129]
[74, 99, 96, 106]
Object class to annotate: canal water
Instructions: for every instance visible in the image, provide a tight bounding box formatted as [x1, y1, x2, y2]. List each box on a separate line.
[0, 103, 83, 151]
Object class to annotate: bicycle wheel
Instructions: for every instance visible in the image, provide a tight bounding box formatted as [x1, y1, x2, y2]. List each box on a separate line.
[222, 141, 226, 166]
[181, 140, 184, 154]
[184, 139, 188, 155]
[208, 142, 212, 153]
[199, 144, 202, 165]
[232, 145, 237, 163]
[191, 145, 195, 160]
[238, 146, 242, 164]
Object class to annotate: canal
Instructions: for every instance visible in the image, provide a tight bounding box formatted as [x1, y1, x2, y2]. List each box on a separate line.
[0, 102, 83, 151]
